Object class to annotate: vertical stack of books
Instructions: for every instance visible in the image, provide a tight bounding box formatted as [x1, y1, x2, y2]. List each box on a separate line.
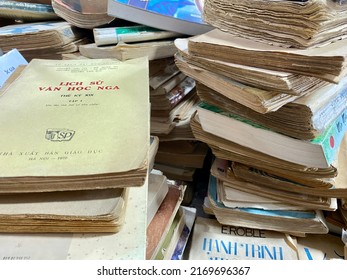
[0, 53, 151, 259]
[175, 0, 347, 241]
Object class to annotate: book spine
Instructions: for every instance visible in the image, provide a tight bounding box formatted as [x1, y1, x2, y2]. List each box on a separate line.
[93, 25, 181, 46]
[313, 108, 347, 165]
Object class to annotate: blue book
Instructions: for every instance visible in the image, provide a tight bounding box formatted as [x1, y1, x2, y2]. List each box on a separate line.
[107, 0, 213, 35]
[0, 49, 27, 88]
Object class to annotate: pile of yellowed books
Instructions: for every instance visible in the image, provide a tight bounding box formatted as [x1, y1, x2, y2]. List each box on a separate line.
[0, 56, 150, 233]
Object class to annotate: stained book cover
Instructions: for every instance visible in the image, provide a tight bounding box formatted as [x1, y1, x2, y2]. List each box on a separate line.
[0, 57, 150, 192]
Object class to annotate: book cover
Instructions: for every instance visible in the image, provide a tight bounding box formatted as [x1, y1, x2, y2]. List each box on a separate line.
[188, 216, 299, 260]
[197, 102, 347, 168]
[107, 0, 213, 35]
[0, 57, 150, 192]
[0, 48, 28, 88]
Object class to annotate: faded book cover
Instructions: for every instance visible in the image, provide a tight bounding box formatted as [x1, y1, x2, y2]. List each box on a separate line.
[0, 57, 150, 191]
[189, 216, 299, 260]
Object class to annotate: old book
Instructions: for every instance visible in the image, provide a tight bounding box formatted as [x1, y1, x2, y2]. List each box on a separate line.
[0, 1, 59, 21]
[203, 0, 347, 49]
[296, 233, 345, 260]
[0, 57, 150, 193]
[196, 77, 347, 140]
[0, 21, 86, 53]
[0, 180, 148, 259]
[197, 102, 347, 168]
[52, 0, 115, 29]
[79, 40, 177, 61]
[175, 37, 327, 96]
[211, 158, 337, 211]
[147, 172, 169, 226]
[175, 52, 300, 114]
[0, 48, 27, 88]
[93, 25, 182, 47]
[146, 182, 186, 259]
[188, 216, 299, 260]
[190, 112, 337, 189]
[188, 28, 347, 83]
[231, 132, 347, 198]
[0, 188, 128, 233]
[207, 175, 329, 236]
[107, 0, 213, 36]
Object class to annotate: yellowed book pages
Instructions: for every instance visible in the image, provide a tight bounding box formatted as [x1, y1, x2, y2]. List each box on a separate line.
[0, 57, 150, 192]
[0, 21, 86, 52]
[188, 28, 347, 83]
[0, 178, 148, 259]
[79, 41, 177, 61]
[175, 37, 327, 96]
[0, 188, 128, 233]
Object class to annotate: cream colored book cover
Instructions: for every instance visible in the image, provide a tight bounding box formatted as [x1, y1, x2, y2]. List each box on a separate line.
[0, 57, 150, 186]
[189, 216, 299, 260]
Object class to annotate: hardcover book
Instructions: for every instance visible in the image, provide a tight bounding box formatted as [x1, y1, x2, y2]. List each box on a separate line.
[0, 57, 150, 193]
[107, 0, 213, 35]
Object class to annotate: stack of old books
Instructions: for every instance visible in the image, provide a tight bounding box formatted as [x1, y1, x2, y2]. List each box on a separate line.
[0, 55, 150, 234]
[147, 56, 209, 184]
[175, 0, 347, 237]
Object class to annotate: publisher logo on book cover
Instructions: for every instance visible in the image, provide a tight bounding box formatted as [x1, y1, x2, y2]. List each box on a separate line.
[45, 129, 75, 142]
